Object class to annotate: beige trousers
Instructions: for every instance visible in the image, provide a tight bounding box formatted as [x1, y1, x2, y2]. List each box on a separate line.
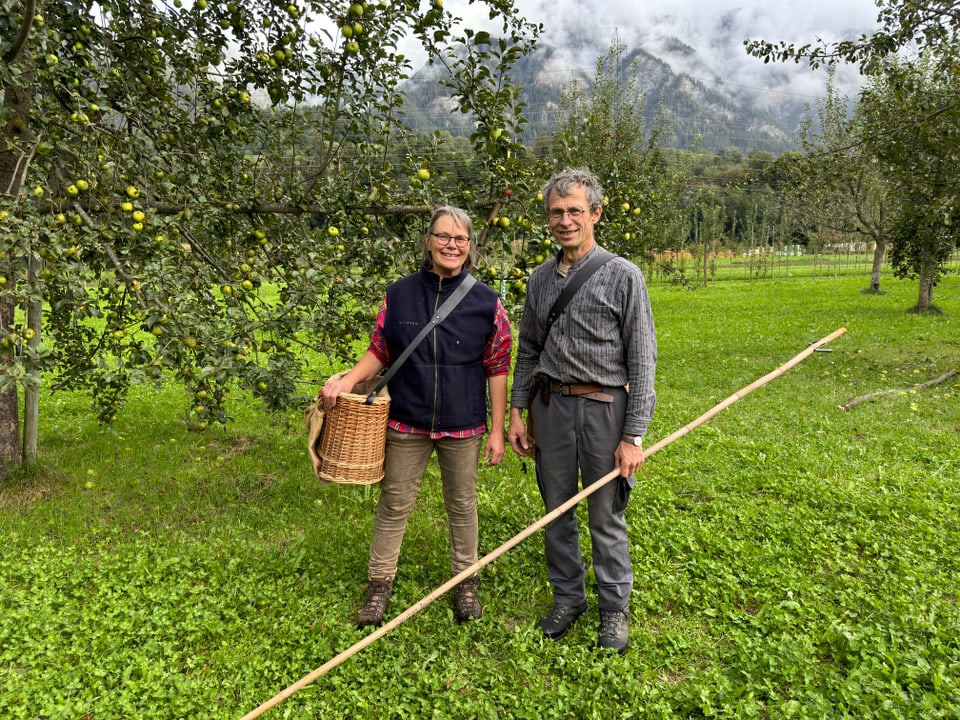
[368, 429, 483, 580]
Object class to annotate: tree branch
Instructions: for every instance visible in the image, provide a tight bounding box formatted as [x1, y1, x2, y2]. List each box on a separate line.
[144, 201, 436, 216]
[2, 0, 36, 63]
[71, 202, 146, 307]
[838, 369, 957, 411]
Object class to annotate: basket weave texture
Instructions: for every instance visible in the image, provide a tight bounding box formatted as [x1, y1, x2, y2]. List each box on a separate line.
[306, 373, 390, 485]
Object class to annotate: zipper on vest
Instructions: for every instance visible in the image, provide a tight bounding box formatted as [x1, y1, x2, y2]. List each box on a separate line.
[430, 276, 443, 431]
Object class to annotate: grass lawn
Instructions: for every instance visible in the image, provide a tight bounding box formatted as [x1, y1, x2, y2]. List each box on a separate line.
[1, 273, 958, 719]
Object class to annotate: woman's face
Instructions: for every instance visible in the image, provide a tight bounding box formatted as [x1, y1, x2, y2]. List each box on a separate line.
[428, 214, 471, 278]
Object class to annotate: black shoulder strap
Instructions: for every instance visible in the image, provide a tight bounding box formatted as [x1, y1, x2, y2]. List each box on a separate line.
[366, 274, 477, 404]
[537, 249, 616, 351]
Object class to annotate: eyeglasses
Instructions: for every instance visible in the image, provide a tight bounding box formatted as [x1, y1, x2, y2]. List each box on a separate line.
[548, 208, 587, 222]
[431, 232, 471, 247]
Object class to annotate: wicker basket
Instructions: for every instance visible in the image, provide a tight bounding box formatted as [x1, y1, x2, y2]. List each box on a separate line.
[306, 374, 390, 485]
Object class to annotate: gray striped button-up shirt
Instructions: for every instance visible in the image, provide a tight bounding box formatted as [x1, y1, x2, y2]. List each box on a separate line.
[510, 244, 657, 437]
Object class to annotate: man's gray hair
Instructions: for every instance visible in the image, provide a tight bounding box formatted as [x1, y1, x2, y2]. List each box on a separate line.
[541, 167, 605, 214]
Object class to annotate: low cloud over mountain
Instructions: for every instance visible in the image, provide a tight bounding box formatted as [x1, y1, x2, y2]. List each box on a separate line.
[402, 0, 877, 153]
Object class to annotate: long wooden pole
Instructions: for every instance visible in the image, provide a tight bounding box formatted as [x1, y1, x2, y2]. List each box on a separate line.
[239, 327, 847, 720]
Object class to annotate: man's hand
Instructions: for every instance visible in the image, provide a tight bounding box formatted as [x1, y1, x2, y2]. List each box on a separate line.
[615, 441, 645, 477]
[507, 408, 535, 457]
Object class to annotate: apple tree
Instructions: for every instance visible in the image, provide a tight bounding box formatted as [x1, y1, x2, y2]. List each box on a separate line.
[0, 0, 540, 476]
[477, 38, 690, 309]
[541, 38, 689, 263]
[745, 0, 960, 311]
[771, 70, 893, 293]
[857, 54, 960, 312]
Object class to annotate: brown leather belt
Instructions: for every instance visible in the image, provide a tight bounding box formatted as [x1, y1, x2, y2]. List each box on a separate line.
[549, 382, 614, 403]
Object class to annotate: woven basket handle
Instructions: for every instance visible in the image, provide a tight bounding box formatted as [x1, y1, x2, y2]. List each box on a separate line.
[365, 274, 477, 405]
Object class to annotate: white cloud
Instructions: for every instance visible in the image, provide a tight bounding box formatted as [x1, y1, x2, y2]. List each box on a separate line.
[440, 0, 880, 103]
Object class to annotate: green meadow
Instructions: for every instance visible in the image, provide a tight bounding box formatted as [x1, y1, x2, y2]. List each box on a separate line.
[2, 273, 958, 719]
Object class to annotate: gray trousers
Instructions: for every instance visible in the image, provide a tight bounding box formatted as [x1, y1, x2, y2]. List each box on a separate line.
[532, 386, 635, 611]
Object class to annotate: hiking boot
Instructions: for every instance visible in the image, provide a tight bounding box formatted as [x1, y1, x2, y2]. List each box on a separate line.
[538, 601, 588, 640]
[452, 575, 482, 624]
[357, 578, 393, 628]
[598, 608, 629, 655]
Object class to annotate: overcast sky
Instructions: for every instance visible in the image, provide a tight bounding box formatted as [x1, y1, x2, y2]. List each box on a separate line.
[439, 0, 882, 104]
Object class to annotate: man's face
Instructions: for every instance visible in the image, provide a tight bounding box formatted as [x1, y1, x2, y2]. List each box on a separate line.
[546, 185, 602, 257]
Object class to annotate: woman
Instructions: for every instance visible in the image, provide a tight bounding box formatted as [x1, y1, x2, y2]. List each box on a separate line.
[320, 206, 512, 627]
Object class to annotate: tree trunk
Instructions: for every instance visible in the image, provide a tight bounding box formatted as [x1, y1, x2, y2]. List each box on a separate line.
[869, 238, 885, 292]
[0, 57, 36, 478]
[0, 294, 22, 476]
[23, 256, 42, 465]
[916, 266, 935, 312]
[702, 241, 708, 286]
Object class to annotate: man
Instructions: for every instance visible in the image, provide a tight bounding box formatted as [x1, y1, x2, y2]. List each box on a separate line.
[507, 166, 657, 654]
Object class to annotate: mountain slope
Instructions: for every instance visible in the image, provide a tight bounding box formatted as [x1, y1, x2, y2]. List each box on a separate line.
[401, 38, 806, 154]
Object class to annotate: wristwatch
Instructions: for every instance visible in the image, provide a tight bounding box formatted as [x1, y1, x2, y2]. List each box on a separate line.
[621, 434, 643, 447]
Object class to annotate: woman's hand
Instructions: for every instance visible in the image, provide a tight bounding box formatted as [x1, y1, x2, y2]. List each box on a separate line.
[483, 432, 505, 466]
[318, 374, 355, 409]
